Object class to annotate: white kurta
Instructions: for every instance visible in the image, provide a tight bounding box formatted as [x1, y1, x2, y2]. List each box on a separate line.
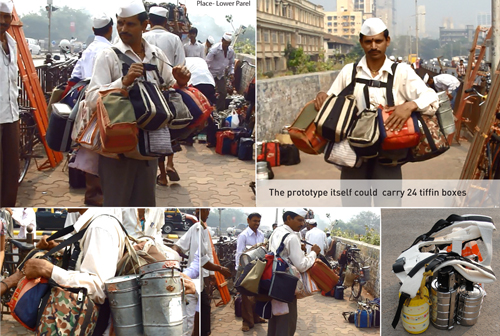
[11, 208, 36, 239]
[70, 35, 112, 79]
[305, 227, 328, 255]
[235, 227, 265, 269]
[0, 32, 19, 123]
[143, 26, 186, 67]
[206, 42, 235, 79]
[183, 41, 205, 59]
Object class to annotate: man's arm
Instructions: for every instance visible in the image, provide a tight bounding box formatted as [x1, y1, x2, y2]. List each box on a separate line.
[175, 38, 186, 67]
[235, 233, 246, 269]
[287, 236, 317, 273]
[315, 63, 351, 110]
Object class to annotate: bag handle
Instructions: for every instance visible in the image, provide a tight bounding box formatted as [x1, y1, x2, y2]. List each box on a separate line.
[276, 233, 291, 258]
[111, 47, 165, 86]
[338, 62, 358, 97]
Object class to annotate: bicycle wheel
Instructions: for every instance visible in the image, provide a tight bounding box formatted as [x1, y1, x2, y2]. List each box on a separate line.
[351, 278, 363, 299]
[18, 112, 36, 184]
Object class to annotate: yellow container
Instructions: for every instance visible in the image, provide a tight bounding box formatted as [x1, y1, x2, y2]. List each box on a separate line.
[401, 286, 431, 334]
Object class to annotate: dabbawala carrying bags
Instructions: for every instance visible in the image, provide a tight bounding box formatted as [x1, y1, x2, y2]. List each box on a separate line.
[392, 214, 496, 333]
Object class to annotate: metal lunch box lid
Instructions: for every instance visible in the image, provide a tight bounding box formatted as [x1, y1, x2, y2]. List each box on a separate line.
[104, 274, 140, 292]
[139, 260, 180, 276]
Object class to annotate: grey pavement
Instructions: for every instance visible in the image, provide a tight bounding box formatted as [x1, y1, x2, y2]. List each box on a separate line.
[210, 289, 380, 336]
[0, 315, 33, 336]
[381, 209, 500, 335]
[272, 142, 470, 180]
[16, 142, 255, 207]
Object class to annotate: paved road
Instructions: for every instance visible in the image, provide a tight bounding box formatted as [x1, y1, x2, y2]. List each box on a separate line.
[272, 141, 470, 180]
[381, 209, 500, 335]
[17, 142, 255, 207]
[210, 288, 379, 336]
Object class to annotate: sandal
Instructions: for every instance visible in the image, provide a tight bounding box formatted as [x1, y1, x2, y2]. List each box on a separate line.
[241, 325, 250, 332]
[156, 174, 168, 186]
[166, 168, 180, 182]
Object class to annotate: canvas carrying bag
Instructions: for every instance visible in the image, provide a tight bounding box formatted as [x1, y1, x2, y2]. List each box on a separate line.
[235, 258, 267, 295]
[112, 47, 173, 131]
[162, 88, 193, 129]
[288, 100, 328, 155]
[314, 62, 358, 142]
[409, 113, 450, 162]
[324, 139, 362, 169]
[378, 106, 420, 151]
[258, 141, 280, 167]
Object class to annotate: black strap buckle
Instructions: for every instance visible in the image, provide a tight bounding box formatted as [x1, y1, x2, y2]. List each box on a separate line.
[369, 80, 382, 88]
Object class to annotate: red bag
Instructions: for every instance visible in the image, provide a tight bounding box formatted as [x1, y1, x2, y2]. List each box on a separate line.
[8, 277, 50, 331]
[258, 141, 280, 167]
[378, 106, 420, 151]
[307, 259, 339, 292]
[216, 130, 234, 155]
[179, 86, 213, 129]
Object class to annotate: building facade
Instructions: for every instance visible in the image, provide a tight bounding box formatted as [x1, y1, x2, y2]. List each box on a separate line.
[323, 34, 355, 61]
[439, 25, 475, 45]
[257, 0, 325, 73]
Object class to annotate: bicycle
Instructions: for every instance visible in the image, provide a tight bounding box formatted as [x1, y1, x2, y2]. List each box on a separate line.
[340, 244, 368, 300]
[18, 106, 41, 184]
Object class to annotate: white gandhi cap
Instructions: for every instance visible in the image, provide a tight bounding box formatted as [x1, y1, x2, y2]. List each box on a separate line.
[149, 6, 167, 18]
[117, 0, 146, 18]
[285, 208, 308, 218]
[222, 32, 233, 42]
[423, 73, 429, 83]
[360, 18, 388, 37]
[93, 13, 112, 29]
[207, 36, 215, 44]
[0, 0, 13, 14]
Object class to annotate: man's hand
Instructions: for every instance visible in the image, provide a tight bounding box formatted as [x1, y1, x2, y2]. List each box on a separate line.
[217, 265, 232, 279]
[301, 243, 306, 252]
[311, 244, 321, 255]
[122, 63, 144, 87]
[36, 235, 58, 251]
[172, 65, 191, 88]
[23, 258, 54, 280]
[180, 273, 196, 295]
[314, 92, 328, 111]
[384, 101, 418, 132]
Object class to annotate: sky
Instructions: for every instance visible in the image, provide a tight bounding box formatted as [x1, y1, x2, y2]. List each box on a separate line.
[13, 0, 255, 29]
[314, 0, 491, 38]
[208, 207, 381, 231]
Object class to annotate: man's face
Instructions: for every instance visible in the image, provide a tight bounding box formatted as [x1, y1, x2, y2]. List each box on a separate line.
[222, 39, 230, 51]
[117, 15, 146, 46]
[286, 214, 305, 232]
[197, 209, 210, 223]
[188, 31, 197, 41]
[206, 40, 213, 48]
[360, 32, 390, 62]
[247, 216, 261, 232]
[0, 11, 13, 35]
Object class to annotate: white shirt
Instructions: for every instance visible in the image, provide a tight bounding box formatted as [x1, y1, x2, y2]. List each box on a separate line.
[305, 227, 328, 255]
[184, 41, 205, 59]
[71, 35, 112, 80]
[50, 209, 126, 304]
[206, 42, 235, 79]
[143, 26, 186, 67]
[327, 56, 438, 115]
[204, 42, 212, 56]
[86, 38, 175, 113]
[186, 57, 215, 87]
[175, 221, 201, 268]
[269, 225, 317, 273]
[0, 32, 19, 123]
[433, 74, 461, 93]
[11, 208, 36, 239]
[235, 227, 265, 269]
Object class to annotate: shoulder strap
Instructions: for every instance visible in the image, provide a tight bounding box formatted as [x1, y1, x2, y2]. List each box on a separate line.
[111, 47, 165, 86]
[385, 62, 398, 106]
[275, 233, 291, 257]
[338, 62, 358, 97]
[353, 62, 398, 108]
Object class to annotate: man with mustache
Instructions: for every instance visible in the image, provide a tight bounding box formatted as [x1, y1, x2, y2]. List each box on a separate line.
[0, 0, 19, 206]
[85, 0, 190, 206]
[314, 18, 438, 182]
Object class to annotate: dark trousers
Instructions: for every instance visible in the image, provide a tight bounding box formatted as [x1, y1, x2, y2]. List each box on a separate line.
[98, 156, 157, 206]
[267, 298, 297, 336]
[341, 158, 402, 207]
[195, 83, 217, 106]
[201, 288, 211, 336]
[241, 294, 260, 328]
[84, 173, 103, 206]
[214, 77, 227, 112]
[0, 121, 19, 206]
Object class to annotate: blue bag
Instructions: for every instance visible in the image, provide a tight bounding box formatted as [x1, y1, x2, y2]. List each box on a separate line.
[354, 308, 372, 328]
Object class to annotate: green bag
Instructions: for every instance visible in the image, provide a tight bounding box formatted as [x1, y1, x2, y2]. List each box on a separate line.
[240, 259, 267, 294]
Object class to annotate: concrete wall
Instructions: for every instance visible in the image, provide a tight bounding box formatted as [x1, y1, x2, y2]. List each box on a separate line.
[332, 237, 380, 298]
[257, 71, 339, 140]
[236, 54, 255, 95]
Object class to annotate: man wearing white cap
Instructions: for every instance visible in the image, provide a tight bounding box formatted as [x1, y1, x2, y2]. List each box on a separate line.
[267, 208, 320, 336]
[0, 0, 19, 206]
[314, 17, 438, 182]
[85, 0, 191, 206]
[68, 13, 114, 207]
[206, 32, 235, 111]
[204, 35, 214, 56]
[425, 73, 461, 108]
[184, 27, 205, 59]
[143, 6, 185, 67]
[305, 219, 327, 255]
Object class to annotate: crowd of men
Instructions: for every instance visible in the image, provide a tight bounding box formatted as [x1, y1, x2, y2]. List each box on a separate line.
[0, 0, 239, 207]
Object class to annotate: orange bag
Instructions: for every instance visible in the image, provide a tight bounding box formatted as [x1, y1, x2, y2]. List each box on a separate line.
[288, 100, 327, 155]
[378, 105, 420, 151]
[307, 259, 339, 292]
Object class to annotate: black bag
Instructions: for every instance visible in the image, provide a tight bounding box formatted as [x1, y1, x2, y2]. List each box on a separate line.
[68, 153, 86, 189]
[334, 285, 344, 300]
[112, 48, 173, 131]
[163, 88, 193, 129]
[238, 138, 254, 161]
[268, 233, 298, 303]
[343, 311, 355, 323]
[137, 126, 173, 157]
[234, 295, 242, 318]
[279, 144, 300, 165]
[47, 103, 76, 152]
[234, 261, 260, 297]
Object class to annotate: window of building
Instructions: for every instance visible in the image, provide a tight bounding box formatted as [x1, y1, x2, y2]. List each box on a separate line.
[351, 16, 355, 20]
[327, 16, 332, 20]
[287, 33, 291, 44]
[351, 22, 355, 26]
[280, 33, 284, 44]
[334, 22, 337, 27]
[257, 29, 261, 42]
[266, 0, 270, 12]
[272, 32, 277, 43]
[333, 16, 337, 20]
[297, 34, 301, 44]
[334, 29, 338, 33]
[328, 28, 332, 33]
[351, 29, 355, 33]
[264, 30, 269, 43]
[327, 22, 332, 27]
